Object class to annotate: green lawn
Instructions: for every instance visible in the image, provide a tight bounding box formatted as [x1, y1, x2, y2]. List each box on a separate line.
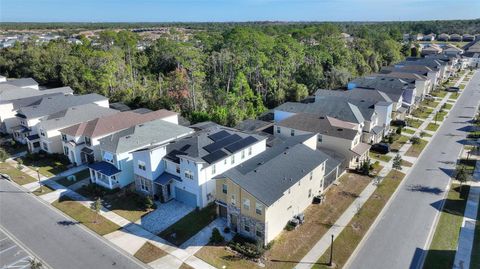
[33, 185, 55, 196]
[471, 199, 480, 269]
[411, 107, 434, 119]
[21, 154, 70, 177]
[403, 128, 415, 135]
[390, 135, 410, 152]
[420, 100, 440, 109]
[431, 90, 447, 98]
[369, 152, 392, 163]
[52, 196, 120, 235]
[313, 170, 405, 269]
[443, 103, 453, 110]
[103, 192, 154, 222]
[406, 118, 423, 129]
[423, 184, 470, 269]
[434, 111, 448, 122]
[0, 162, 37, 185]
[55, 169, 90, 187]
[134, 242, 167, 263]
[425, 123, 439, 132]
[405, 138, 428, 157]
[160, 203, 217, 246]
[449, 93, 460, 100]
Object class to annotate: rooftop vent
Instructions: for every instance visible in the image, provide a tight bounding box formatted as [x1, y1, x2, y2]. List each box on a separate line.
[337, 128, 343, 131]
[319, 116, 325, 119]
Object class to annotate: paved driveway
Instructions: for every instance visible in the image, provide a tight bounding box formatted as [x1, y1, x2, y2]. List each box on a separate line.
[347, 71, 480, 269]
[137, 200, 194, 234]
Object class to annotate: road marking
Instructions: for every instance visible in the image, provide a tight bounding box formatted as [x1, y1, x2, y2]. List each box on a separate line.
[0, 245, 17, 254]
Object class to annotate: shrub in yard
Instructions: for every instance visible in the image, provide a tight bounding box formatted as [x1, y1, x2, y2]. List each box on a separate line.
[0, 148, 8, 162]
[209, 227, 224, 244]
[285, 222, 295, 231]
[396, 127, 402, 135]
[228, 234, 264, 259]
[388, 135, 394, 144]
[145, 196, 155, 210]
[16, 158, 23, 170]
[410, 136, 420, 145]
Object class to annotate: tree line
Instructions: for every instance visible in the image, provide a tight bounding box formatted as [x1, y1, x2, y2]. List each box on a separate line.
[0, 21, 476, 126]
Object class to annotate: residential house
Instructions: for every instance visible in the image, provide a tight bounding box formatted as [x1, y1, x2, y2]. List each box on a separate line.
[88, 119, 193, 190]
[462, 34, 475, 42]
[274, 96, 385, 144]
[380, 65, 441, 90]
[0, 86, 73, 134]
[348, 76, 417, 112]
[437, 33, 450, 41]
[423, 33, 436, 41]
[314, 88, 396, 125]
[0, 75, 6, 83]
[276, 113, 368, 169]
[131, 124, 267, 208]
[0, 78, 39, 90]
[442, 44, 464, 57]
[450, 34, 463, 42]
[372, 72, 432, 99]
[421, 44, 443, 56]
[30, 104, 118, 154]
[59, 109, 178, 166]
[11, 93, 108, 143]
[214, 135, 330, 245]
[395, 58, 448, 85]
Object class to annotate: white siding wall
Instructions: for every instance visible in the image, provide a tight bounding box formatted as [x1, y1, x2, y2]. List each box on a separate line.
[264, 163, 326, 243]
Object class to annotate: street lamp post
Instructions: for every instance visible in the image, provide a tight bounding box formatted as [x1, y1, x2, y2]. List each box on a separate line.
[36, 168, 42, 193]
[328, 234, 334, 267]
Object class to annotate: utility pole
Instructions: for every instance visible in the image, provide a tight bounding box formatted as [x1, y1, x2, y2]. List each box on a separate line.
[36, 168, 42, 193]
[329, 234, 334, 266]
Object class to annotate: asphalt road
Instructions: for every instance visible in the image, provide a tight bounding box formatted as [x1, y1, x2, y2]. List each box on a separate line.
[0, 228, 33, 269]
[0, 179, 147, 269]
[348, 71, 480, 269]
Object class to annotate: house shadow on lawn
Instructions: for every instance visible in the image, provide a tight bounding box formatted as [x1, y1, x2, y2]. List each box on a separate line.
[429, 185, 469, 216]
[411, 247, 458, 269]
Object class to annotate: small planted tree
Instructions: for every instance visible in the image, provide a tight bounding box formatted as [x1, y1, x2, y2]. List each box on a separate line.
[0, 148, 8, 162]
[16, 158, 23, 170]
[209, 227, 224, 244]
[410, 136, 420, 145]
[456, 167, 468, 193]
[359, 158, 371, 176]
[396, 127, 402, 135]
[388, 135, 394, 144]
[145, 196, 155, 210]
[392, 154, 403, 179]
[29, 259, 43, 269]
[90, 198, 102, 224]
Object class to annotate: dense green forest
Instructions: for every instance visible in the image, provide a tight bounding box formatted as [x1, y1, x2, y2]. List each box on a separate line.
[0, 20, 478, 126]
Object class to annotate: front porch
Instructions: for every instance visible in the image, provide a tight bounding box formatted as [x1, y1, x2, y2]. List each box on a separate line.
[349, 142, 371, 169]
[25, 134, 41, 153]
[88, 161, 121, 189]
[134, 172, 181, 203]
[11, 125, 32, 144]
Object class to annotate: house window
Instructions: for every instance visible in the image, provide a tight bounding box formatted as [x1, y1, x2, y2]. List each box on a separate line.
[243, 198, 250, 210]
[42, 142, 48, 151]
[224, 159, 227, 165]
[63, 146, 69, 155]
[40, 130, 45, 137]
[277, 126, 281, 134]
[212, 164, 216, 174]
[255, 203, 263, 215]
[291, 129, 295, 136]
[231, 194, 236, 205]
[176, 164, 180, 174]
[241, 150, 245, 159]
[318, 135, 322, 143]
[244, 224, 250, 232]
[139, 177, 149, 192]
[185, 170, 194, 180]
[85, 136, 91, 146]
[310, 172, 313, 180]
[61, 134, 67, 142]
[256, 230, 263, 238]
[308, 189, 312, 198]
[248, 147, 252, 156]
[138, 160, 146, 171]
[222, 183, 227, 194]
[231, 155, 235, 165]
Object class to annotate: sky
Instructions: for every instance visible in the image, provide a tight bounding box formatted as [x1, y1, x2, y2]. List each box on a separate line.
[0, 0, 479, 22]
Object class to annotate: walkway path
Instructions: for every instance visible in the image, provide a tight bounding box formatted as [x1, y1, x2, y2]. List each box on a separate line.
[295, 71, 470, 269]
[453, 161, 480, 269]
[3, 158, 216, 269]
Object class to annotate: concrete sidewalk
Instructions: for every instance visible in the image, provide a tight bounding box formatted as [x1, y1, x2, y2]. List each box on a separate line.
[295, 76, 459, 269]
[453, 161, 480, 269]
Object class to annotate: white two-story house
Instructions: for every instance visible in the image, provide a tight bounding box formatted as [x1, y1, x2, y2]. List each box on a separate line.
[88, 119, 193, 190]
[132, 124, 267, 208]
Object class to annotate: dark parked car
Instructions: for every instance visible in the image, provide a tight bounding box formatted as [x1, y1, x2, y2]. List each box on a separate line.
[446, 86, 460, 92]
[391, 120, 406, 127]
[371, 143, 390, 154]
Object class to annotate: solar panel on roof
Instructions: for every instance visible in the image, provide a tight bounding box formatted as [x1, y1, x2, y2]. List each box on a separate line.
[203, 134, 242, 153]
[202, 150, 228, 164]
[208, 130, 230, 141]
[225, 136, 258, 153]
